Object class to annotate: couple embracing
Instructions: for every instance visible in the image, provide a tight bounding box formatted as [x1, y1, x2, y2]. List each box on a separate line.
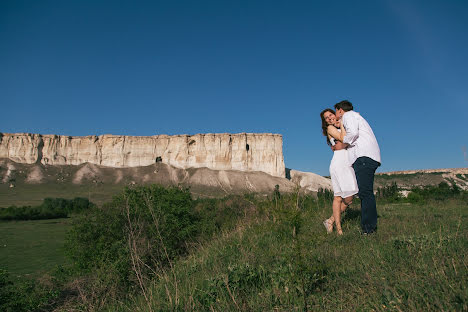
[320, 100, 381, 235]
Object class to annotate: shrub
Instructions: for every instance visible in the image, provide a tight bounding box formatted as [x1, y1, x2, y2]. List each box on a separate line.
[0, 269, 13, 310]
[0, 197, 93, 221]
[273, 184, 281, 201]
[407, 191, 424, 204]
[408, 182, 464, 202]
[65, 184, 199, 304]
[0, 269, 60, 312]
[194, 194, 259, 240]
[376, 182, 401, 202]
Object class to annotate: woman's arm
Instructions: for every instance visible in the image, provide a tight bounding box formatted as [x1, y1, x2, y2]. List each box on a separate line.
[327, 125, 345, 142]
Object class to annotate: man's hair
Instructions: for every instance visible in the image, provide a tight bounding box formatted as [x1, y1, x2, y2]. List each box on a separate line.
[334, 100, 353, 112]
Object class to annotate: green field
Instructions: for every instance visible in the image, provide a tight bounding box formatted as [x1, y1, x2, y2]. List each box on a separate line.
[0, 218, 71, 278]
[0, 182, 124, 208]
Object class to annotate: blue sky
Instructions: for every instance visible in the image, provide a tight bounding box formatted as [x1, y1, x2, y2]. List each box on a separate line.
[1, 0, 467, 176]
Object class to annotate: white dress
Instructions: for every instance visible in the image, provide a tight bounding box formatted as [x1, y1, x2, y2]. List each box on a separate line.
[329, 135, 359, 198]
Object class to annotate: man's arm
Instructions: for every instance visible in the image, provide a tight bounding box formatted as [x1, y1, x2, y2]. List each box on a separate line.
[331, 141, 348, 151]
[342, 113, 359, 144]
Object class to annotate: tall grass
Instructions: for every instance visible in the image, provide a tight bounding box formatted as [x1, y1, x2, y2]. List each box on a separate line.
[119, 195, 466, 311]
[101, 185, 466, 311]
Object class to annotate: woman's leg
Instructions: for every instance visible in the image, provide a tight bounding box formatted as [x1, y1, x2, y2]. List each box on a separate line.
[332, 196, 343, 235]
[341, 195, 354, 212]
[327, 196, 353, 233]
[340, 202, 347, 213]
[327, 196, 352, 233]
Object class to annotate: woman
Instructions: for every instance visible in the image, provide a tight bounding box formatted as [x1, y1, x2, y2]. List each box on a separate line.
[320, 108, 358, 235]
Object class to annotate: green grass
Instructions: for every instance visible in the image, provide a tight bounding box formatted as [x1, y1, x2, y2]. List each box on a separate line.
[1, 189, 466, 311]
[0, 218, 71, 278]
[118, 198, 467, 311]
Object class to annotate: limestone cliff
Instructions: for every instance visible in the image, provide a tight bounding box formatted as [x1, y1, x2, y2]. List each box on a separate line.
[0, 132, 285, 177]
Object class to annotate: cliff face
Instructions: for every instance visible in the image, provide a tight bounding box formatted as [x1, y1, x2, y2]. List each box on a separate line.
[0, 133, 285, 177]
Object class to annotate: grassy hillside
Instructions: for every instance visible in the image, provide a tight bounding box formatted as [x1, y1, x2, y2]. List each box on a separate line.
[118, 196, 467, 311]
[1, 184, 466, 311]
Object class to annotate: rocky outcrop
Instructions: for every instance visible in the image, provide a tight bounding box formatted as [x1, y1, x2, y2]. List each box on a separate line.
[375, 168, 468, 191]
[289, 169, 332, 192]
[377, 168, 468, 175]
[0, 132, 285, 177]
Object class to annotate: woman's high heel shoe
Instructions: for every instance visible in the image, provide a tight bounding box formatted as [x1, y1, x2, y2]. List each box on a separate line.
[323, 219, 333, 234]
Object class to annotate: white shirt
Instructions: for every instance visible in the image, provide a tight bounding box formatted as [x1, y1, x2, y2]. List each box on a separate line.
[342, 111, 381, 165]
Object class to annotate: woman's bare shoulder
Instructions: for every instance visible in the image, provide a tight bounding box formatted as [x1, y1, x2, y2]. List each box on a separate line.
[327, 125, 337, 132]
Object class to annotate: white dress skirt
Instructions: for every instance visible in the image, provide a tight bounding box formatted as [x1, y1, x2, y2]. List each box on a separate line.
[329, 138, 359, 198]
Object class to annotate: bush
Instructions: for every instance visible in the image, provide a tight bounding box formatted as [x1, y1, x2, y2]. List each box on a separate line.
[194, 194, 260, 240]
[0, 269, 60, 312]
[0, 197, 93, 221]
[65, 185, 200, 305]
[408, 182, 464, 202]
[376, 182, 401, 202]
[374, 182, 467, 204]
[0, 269, 13, 310]
[407, 191, 424, 204]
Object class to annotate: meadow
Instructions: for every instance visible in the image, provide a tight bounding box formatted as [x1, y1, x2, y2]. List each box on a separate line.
[0, 218, 71, 277]
[0, 184, 466, 311]
[0, 181, 123, 208]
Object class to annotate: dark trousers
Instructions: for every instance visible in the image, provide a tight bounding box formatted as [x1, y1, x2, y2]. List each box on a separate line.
[352, 156, 380, 233]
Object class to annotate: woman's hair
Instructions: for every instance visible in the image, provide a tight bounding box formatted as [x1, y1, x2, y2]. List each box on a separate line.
[320, 108, 335, 146]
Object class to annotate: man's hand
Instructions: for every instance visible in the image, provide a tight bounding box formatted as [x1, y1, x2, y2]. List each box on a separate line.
[333, 141, 348, 151]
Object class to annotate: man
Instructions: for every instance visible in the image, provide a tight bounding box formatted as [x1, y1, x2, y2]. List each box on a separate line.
[334, 100, 381, 234]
